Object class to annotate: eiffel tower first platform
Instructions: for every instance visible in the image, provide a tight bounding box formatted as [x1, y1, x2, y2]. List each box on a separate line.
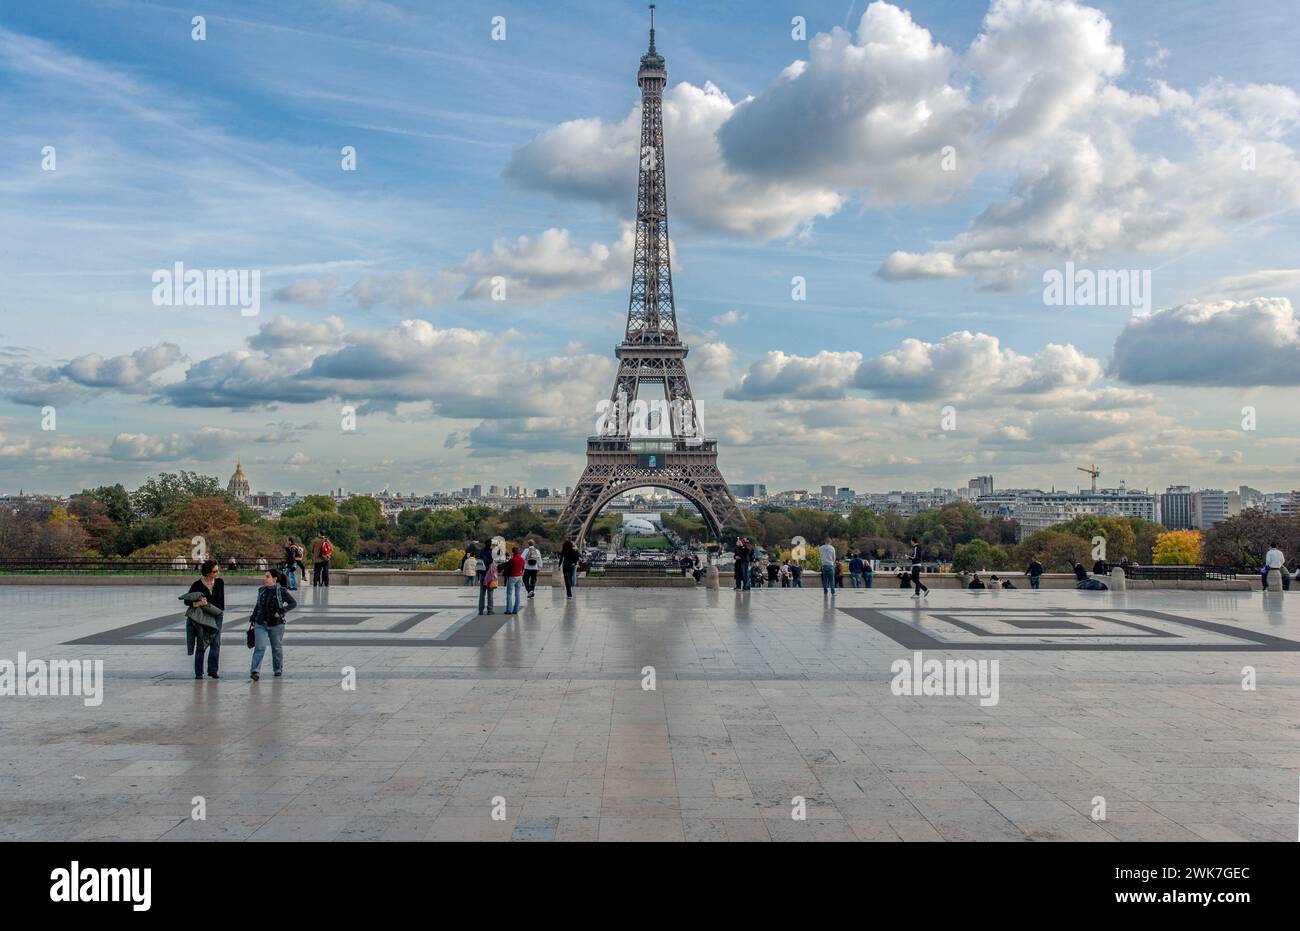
[559, 7, 745, 547]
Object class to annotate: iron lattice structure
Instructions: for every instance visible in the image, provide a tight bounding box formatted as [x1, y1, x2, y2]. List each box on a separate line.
[559, 10, 744, 546]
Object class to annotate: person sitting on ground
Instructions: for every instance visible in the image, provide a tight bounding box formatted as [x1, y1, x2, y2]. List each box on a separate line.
[990, 574, 1016, 589]
[1074, 562, 1108, 591]
[968, 573, 987, 590]
[897, 570, 911, 589]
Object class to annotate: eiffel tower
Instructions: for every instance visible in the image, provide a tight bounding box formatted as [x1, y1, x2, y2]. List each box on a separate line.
[559, 6, 745, 546]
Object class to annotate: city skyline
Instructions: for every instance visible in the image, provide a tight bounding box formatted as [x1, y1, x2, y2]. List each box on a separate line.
[2, 0, 1299, 496]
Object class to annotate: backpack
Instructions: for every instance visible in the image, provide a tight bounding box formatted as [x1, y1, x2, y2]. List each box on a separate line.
[321, 540, 333, 558]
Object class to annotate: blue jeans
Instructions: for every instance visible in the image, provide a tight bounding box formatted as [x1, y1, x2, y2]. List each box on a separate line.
[1030, 576, 1040, 589]
[194, 612, 223, 677]
[505, 576, 521, 612]
[821, 566, 835, 592]
[478, 584, 495, 612]
[863, 573, 873, 589]
[250, 623, 284, 676]
[850, 572, 861, 588]
[462, 574, 474, 586]
[793, 571, 802, 588]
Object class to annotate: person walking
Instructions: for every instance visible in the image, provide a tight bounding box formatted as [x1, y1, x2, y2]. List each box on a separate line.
[461, 547, 478, 586]
[522, 540, 543, 597]
[504, 546, 525, 614]
[559, 539, 580, 598]
[818, 540, 836, 594]
[248, 569, 296, 681]
[1025, 555, 1044, 590]
[478, 557, 498, 614]
[186, 559, 225, 679]
[909, 537, 929, 598]
[311, 532, 333, 587]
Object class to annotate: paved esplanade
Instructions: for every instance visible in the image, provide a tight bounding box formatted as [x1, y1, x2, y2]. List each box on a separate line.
[1, 584, 1297, 841]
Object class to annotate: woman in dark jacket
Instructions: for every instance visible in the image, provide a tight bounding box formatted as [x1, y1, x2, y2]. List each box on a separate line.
[188, 559, 225, 679]
[249, 569, 296, 681]
[559, 540, 580, 598]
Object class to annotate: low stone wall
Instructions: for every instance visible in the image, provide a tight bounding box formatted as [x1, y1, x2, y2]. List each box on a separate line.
[0, 570, 1258, 590]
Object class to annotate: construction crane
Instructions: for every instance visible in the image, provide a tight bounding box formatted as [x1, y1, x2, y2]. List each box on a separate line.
[1077, 463, 1101, 492]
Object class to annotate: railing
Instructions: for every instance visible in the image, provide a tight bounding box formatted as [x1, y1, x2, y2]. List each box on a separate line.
[1119, 564, 1252, 581]
[0, 557, 277, 575]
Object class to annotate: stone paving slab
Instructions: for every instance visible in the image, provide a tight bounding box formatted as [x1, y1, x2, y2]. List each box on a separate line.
[0, 584, 1297, 841]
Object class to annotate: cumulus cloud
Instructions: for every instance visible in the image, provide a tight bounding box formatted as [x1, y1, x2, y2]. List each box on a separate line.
[854, 331, 1099, 400]
[719, 1, 976, 201]
[159, 317, 614, 433]
[1108, 297, 1300, 385]
[506, 81, 843, 239]
[60, 343, 181, 388]
[725, 350, 863, 400]
[692, 341, 735, 378]
[247, 315, 345, 351]
[453, 225, 634, 301]
[4, 342, 183, 406]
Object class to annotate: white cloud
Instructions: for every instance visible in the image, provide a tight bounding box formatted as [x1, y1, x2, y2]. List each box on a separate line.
[725, 350, 863, 400]
[1109, 297, 1300, 386]
[453, 225, 634, 301]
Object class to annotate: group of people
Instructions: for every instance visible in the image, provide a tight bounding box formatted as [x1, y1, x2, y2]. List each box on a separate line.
[462, 539, 583, 614]
[280, 532, 334, 588]
[182, 559, 297, 682]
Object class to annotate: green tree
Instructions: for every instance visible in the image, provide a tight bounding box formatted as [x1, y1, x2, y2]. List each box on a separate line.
[339, 496, 384, 537]
[1013, 530, 1092, 573]
[130, 472, 226, 519]
[1203, 509, 1300, 569]
[80, 484, 133, 527]
[952, 539, 1009, 573]
[281, 495, 337, 519]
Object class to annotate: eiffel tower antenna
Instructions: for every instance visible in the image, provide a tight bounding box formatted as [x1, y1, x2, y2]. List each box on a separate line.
[558, 10, 744, 547]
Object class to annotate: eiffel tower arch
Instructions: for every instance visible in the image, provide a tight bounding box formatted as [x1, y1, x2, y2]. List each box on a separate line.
[559, 7, 745, 547]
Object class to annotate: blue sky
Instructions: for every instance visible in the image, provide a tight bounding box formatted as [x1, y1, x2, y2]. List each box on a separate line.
[2, 0, 1299, 496]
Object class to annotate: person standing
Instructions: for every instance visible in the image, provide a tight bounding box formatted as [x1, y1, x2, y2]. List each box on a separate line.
[311, 532, 332, 587]
[478, 557, 498, 614]
[909, 537, 929, 598]
[734, 537, 752, 591]
[248, 569, 296, 681]
[791, 558, 803, 588]
[187, 559, 225, 679]
[522, 539, 542, 597]
[504, 546, 525, 614]
[849, 552, 864, 588]
[1025, 555, 1044, 590]
[818, 540, 836, 594]
[461, 547, 478, 586]
[862, 558, 874, 589]
[1264, 541, 1286, 591]
[559, 539, 580, 598]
